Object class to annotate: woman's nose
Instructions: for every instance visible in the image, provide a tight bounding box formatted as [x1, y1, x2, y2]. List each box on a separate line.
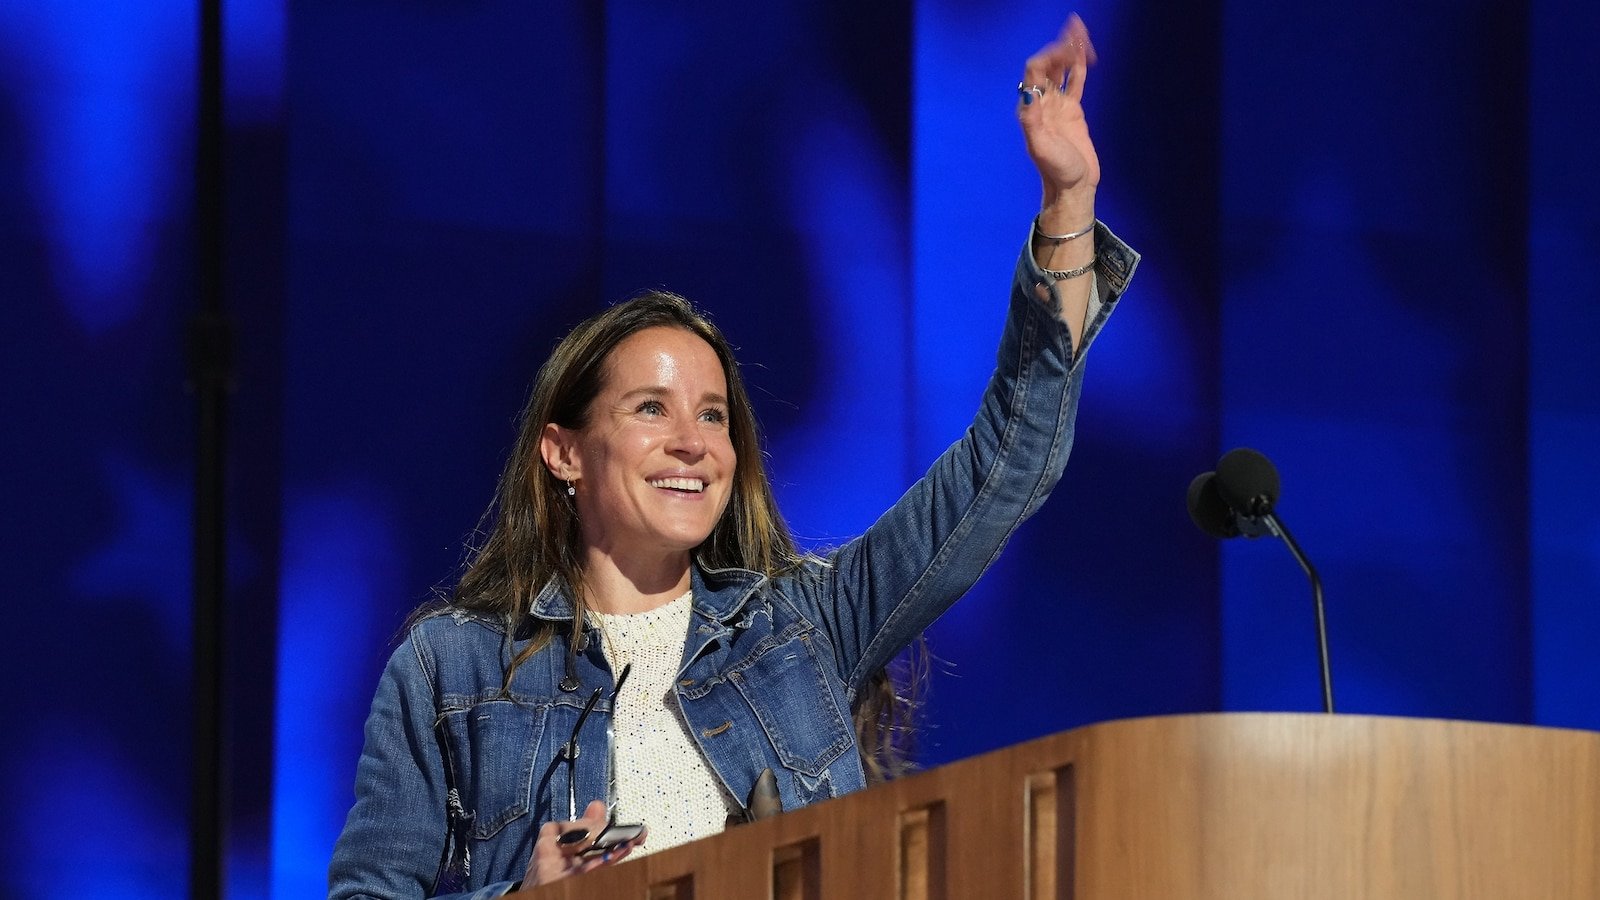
[667, 417, 706, 456]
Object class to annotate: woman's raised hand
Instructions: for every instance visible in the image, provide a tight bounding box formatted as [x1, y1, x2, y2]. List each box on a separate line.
[1017, 14, 1099, 211]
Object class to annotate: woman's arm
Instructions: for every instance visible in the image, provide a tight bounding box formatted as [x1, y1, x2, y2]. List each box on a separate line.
[792, 15, 1139, 698]
[328, 634, 462, 899]
[812, 221, 1137, 698]
[1019, 14, 1101, 350]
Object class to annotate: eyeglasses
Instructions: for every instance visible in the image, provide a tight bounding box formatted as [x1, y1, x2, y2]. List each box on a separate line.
[556, 664, 645, 856]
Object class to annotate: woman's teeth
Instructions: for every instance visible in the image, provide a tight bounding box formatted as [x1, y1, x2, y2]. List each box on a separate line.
[648, 477, 705, 492]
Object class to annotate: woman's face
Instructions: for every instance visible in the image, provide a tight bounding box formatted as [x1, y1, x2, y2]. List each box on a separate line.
[546, 326, 736, 567]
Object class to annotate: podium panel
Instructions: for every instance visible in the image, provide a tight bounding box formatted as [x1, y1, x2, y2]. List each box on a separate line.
[517, 714, 1600, 899]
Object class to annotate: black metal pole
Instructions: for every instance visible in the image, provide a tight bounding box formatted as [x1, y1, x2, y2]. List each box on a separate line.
[191, 0, 230, 895]
[1265, 514, 1334, 714]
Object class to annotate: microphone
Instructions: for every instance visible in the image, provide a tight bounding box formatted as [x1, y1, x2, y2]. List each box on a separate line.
[1214, 447, 1280, 519]
[1189, 448, 1334, 714]
[1186, 471, 1270, 539]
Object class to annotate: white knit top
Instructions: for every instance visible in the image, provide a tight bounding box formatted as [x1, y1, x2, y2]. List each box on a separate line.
[590, 590, 739, 855]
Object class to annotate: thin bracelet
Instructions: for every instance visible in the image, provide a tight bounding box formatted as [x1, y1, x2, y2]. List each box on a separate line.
[1034, 215, 1095, 243]
[1042, 256, 1097, 280]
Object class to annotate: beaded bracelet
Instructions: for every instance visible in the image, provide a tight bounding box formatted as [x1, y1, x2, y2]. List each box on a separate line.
[1042, 256, 1097, 280]
[1034, 215, 1095, 243]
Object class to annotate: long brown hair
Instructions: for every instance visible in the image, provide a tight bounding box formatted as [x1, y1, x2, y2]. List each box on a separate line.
[445, 290, 915, 781]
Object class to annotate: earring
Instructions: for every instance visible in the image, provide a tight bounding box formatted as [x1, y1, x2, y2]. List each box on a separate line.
[566, 480, 576, 496]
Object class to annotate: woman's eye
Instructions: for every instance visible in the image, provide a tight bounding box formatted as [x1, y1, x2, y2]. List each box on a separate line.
[700, 408, 728, 424]
[637, 400, 665, 415]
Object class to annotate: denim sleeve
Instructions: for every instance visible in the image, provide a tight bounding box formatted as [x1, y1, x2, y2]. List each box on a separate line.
[807, 221, 1139, 699]
[327, 631, 524, 900]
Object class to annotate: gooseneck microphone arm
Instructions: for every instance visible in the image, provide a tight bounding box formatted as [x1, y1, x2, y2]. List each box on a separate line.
[1259, 512, 1333, 714]
[1193, 447, 1336, 714]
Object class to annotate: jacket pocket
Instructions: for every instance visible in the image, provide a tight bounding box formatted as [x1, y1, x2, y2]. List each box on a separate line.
[439, 698, 548, 839]
[729, 631, 851, 779]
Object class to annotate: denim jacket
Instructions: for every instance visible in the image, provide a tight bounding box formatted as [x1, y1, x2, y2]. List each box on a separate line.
[328, 223, 1138, 899]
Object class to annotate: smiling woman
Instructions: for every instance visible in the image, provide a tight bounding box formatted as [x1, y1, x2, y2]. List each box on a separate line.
[328, 14, 1140, 900]
[541, 325, 738, 597]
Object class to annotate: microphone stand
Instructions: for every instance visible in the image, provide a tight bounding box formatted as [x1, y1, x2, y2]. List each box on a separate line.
[1262, 513, 1333, 714]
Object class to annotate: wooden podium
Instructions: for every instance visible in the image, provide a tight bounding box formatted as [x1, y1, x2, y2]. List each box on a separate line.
[516, 714, 1600, 899]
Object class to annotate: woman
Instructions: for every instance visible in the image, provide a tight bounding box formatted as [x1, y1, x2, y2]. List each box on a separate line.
[330, 14, 1138, 898]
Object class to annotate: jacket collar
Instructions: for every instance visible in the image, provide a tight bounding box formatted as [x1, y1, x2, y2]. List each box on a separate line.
[528, 557, 767, 624]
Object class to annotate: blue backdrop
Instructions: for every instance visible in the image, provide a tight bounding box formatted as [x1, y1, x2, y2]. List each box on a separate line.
[2, 2, 1596, 897]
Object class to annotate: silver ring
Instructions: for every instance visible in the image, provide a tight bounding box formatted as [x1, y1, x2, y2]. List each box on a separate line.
[1017, 82, 1046, 105]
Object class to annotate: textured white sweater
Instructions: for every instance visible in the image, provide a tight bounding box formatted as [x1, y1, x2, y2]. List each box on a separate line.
[591, 590, 739, 855]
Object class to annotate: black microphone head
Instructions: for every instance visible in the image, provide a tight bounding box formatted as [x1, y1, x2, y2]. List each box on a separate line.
[1187, 471, 1241, 539]
[1215, 447, 1280, 517]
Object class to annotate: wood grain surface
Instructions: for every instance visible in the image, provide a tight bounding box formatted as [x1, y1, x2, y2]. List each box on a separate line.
[515, 714, 1600, 899]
